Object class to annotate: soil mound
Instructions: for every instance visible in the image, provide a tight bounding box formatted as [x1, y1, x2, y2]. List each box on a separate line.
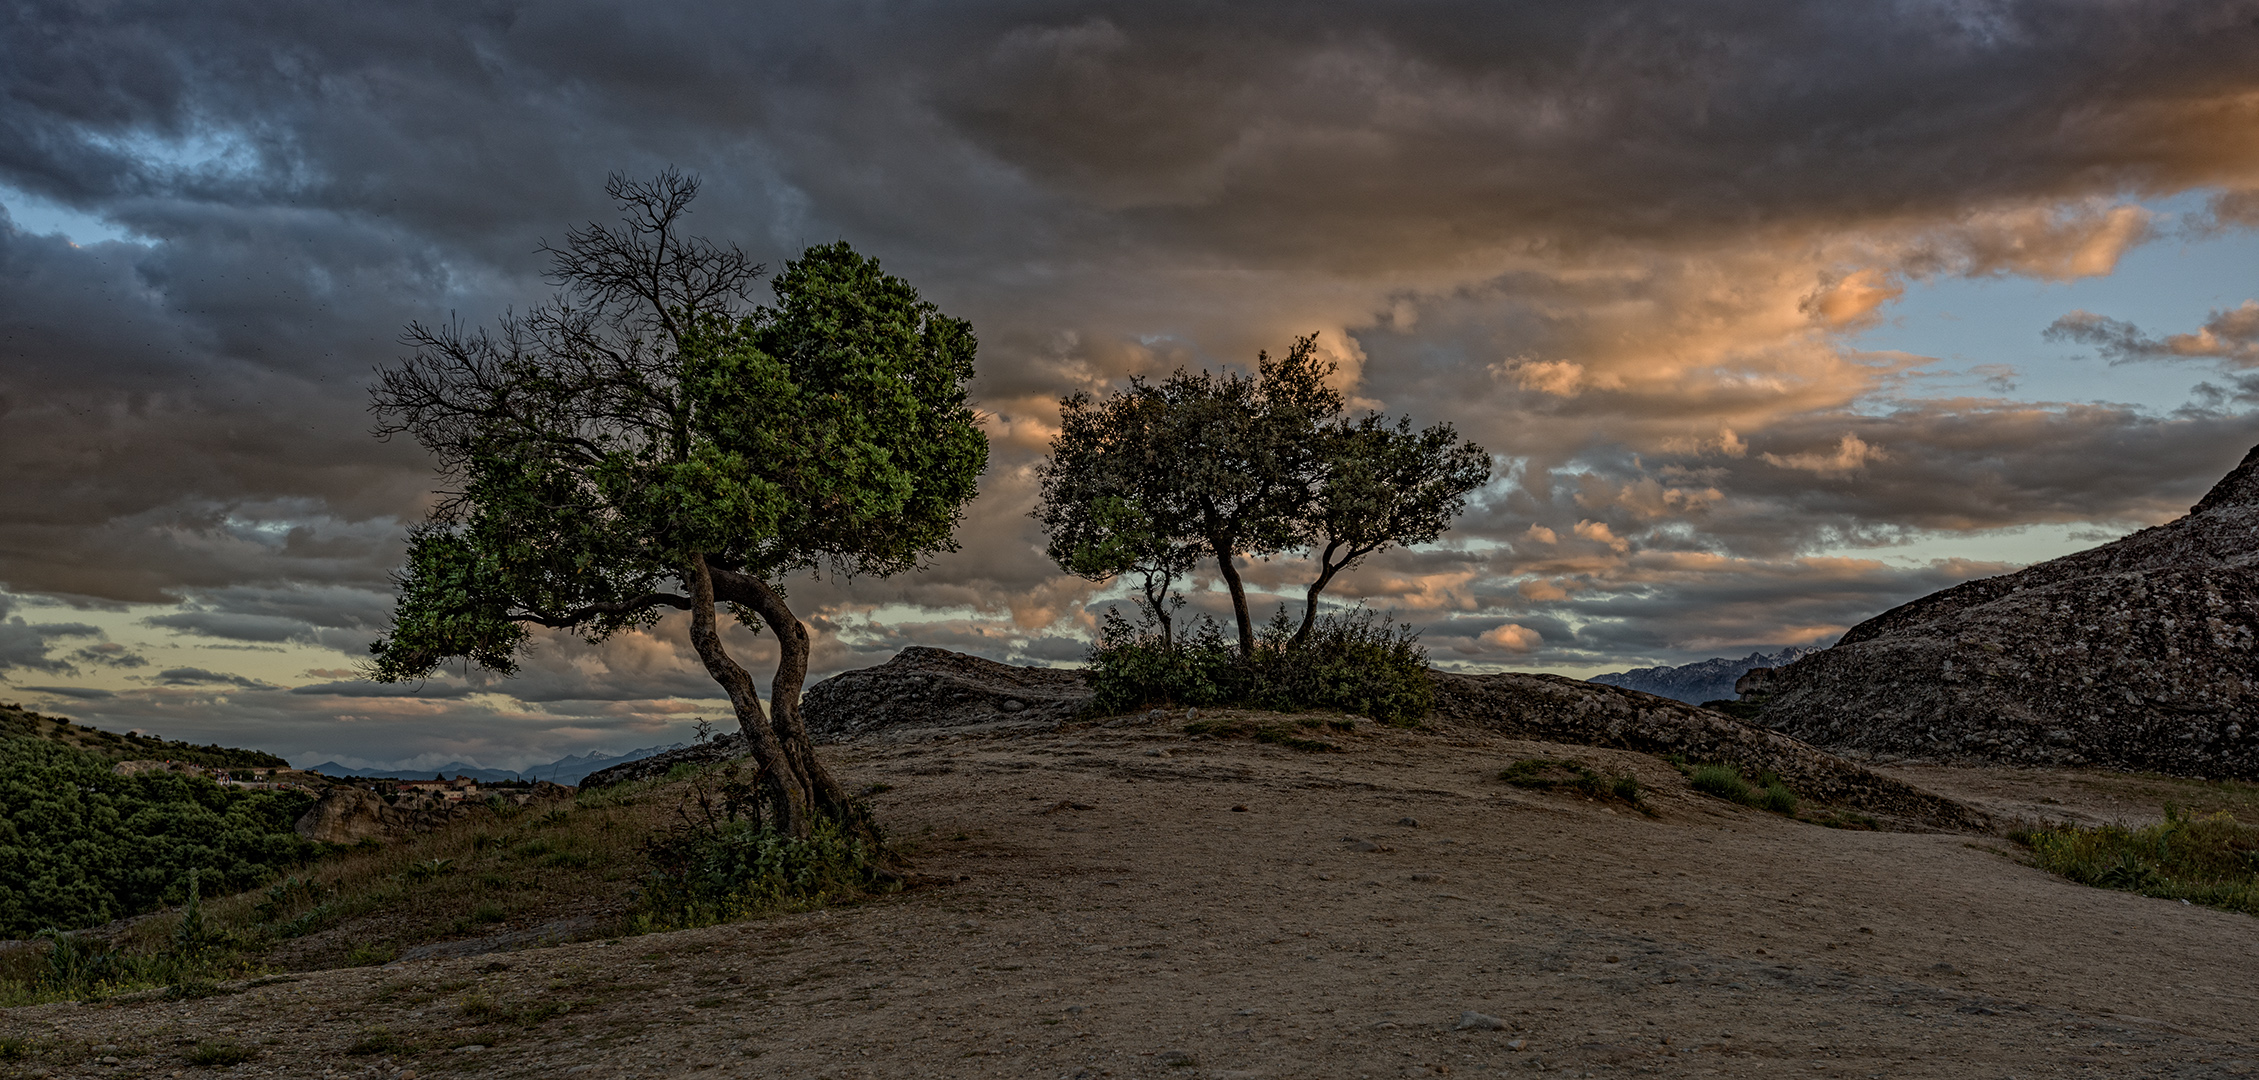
[801, 646, 1090, 740]
[1757, 442, 2259, 778]
[1430, 671, 1986, 831]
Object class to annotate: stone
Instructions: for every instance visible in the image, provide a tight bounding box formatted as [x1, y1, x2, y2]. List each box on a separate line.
[1396, 816, 1419, 827]
[1157, 1049, 1194, 1064]
[1456, 1011, 1508, 1030]
[1758, 441, 2259, 779]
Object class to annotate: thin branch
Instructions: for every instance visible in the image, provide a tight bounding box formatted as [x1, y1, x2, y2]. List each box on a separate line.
[511, 592, 691, 628]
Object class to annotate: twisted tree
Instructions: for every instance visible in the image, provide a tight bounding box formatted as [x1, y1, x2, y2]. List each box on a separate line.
[368, 171, 987, 838]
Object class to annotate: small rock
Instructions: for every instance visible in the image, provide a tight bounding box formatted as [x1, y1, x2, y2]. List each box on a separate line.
[1156, 1049, 1195, 1065]
[1231, 804, 1249, 812]
[453, 1045, 487, 1053]
[1144, 748, 1170, 757]
[1507, 1038, 1529, 1051]
[1347, 840, 1381, 852]
[1456, 1011, 1508, 1031]
[1409, 872, 1443, 882]
[1397, 816, 1419, 827]
[999, 698, 1026, 713]
[1185, 708, 1199, 720]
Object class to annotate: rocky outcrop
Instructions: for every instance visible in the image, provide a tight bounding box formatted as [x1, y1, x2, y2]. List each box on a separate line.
[1757, 442, 2259, 778]
[1430, 672, 1987, 832]
[295, 785, 408, 843]
[801, 646, 1090, 740]
[578, 734, 750, 790]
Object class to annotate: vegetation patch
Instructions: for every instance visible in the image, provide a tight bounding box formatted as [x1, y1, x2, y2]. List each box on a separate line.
[1673, 759, 1800, 816]
[1500, 758, 1651, 813]
[632, 767, 894, 932]
[1090, 606, 1433, 725]
[2013, 806, 2259, 916]
[0, 736, 320, 936]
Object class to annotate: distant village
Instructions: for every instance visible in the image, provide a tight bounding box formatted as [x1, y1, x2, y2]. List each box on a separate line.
[110, 758, 551, 804]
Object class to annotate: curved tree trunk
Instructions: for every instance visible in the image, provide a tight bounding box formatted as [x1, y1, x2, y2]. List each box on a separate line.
[706, 561, 865, 839]
[684, 556, 810, 836]
[1209, 534, 1257, 658]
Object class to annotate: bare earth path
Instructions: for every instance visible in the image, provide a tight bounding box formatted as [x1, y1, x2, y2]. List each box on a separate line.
[8, 718, 2259, 1078]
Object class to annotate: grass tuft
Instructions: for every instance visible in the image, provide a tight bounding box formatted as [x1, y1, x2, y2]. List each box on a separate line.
[1500, 758, 1653, 814]
[2013, 806, 2259, 916]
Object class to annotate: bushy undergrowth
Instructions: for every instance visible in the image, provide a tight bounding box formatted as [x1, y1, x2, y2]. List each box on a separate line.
[632, 766, 890, 932]
[1087, 605, 1432, 724]
[0, 737, 320, 936]
[2014, 806, 2259, 915]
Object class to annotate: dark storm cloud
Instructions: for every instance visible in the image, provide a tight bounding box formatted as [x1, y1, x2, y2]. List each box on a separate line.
[1, 0, 2256, 753]
[2047, 303, 2259, 368]
[151, 667, 276, 689]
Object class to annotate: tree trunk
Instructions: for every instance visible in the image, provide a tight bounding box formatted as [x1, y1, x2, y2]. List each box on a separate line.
[706, 562, 866, 840]
[684, 555, 809, 836]
[1290, 539, 1358, 649]
[1210, 533, 1256, 658]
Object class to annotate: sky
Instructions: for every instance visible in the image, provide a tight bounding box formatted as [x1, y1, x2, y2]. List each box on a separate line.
[4, 0, 2259, 772]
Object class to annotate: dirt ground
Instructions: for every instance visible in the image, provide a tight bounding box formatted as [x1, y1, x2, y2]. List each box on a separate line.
[7, 714, 2259, 1079]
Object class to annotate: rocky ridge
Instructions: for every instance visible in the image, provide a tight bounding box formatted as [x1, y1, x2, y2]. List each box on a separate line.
[1429, 672, 1987, 831]
[1757, 442, 2259, 778]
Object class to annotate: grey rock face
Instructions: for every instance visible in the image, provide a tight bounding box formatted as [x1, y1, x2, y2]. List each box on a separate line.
[800, 646, 1090, 740]
[1429, 671, 1986, 831]
[1757, 442, 2259, 778]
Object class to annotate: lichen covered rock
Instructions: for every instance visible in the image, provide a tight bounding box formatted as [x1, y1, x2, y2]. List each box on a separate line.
[800, 646, 1089, 740]
[1758, 443, 2259, 778]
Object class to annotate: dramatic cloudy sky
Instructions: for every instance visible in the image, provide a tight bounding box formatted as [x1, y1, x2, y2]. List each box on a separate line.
[5, 0, 2259, 771]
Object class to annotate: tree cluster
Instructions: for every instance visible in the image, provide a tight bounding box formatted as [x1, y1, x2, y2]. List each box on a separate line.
[1035, 335, 1491, 655]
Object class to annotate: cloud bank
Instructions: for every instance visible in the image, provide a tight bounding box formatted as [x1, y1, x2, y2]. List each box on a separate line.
[3, 0, 2258, 766]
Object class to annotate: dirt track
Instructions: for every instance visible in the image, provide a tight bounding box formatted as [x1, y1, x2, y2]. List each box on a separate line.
[7, 715, 2259, 1078]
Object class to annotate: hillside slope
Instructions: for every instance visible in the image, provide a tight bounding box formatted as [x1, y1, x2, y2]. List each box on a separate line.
[1758, 442, 2259, 777]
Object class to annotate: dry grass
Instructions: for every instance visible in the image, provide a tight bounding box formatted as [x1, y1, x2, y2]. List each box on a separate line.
[109, 766, 718, 972]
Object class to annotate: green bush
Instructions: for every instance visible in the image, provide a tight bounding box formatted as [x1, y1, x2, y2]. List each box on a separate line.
[1087, 605, 1432, 725]
[0, 738, 320, 935]
[634, 767, 888, 931]
[2014, 806, 2259, 915]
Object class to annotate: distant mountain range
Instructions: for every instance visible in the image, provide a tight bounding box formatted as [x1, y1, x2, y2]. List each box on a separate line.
[1588, 647, 1822, 705]
[306, 742, 688, 786]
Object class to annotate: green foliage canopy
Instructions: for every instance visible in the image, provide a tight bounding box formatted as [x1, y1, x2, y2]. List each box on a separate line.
[0, 737, 317, 936]
[369, 242, 987, 682]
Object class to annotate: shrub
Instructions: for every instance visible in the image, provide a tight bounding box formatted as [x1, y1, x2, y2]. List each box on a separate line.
[634, 767, 889, 931]
[1087, 604, 1432, 725]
